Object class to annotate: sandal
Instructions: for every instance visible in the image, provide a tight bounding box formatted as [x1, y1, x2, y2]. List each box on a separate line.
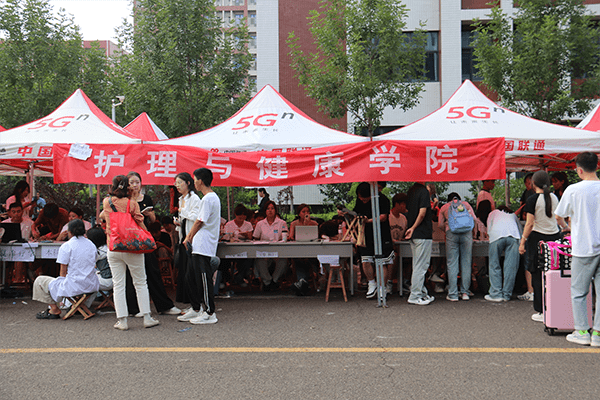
[36, 309, 61, 319]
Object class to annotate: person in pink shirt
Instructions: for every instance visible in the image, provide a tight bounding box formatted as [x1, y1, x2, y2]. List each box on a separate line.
[253, 200, 288, 291]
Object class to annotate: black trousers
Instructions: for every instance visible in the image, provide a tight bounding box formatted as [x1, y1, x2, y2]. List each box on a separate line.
[126, 252, 175, 314]
[174, 244, 190, 304]
[186, 254, 215, 315]
[527, 230, 561, 314]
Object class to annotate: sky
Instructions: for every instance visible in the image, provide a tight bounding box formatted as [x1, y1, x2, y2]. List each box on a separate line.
[49, 0, 133, 41]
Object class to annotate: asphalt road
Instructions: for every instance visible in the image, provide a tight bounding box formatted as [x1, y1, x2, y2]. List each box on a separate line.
[1, 289, 599, 400]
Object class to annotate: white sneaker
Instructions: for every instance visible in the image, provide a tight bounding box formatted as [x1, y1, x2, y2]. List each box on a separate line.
[161, 306, 182, 315]
[134, 312, 144, 318]
[566, 330, 591, 345]
[408, 297, 432, 306]
[531, 312, 544, 322]
[518, 291, 534, 301]
[484, 294, 505, 303]
[426, 294, 435, 303]
[190, 312, 218, 325]
[114, 318, 128, 331]
[430, 273, 444, 283]
[366, 282, 377, 299]
[177, 309, 201, 321]
[143, 315, 160, 328]
[461, 293, 470, 301]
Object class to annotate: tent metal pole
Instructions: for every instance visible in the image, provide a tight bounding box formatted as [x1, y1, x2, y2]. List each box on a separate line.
[369, 182, 386, 307]
[505, 172, 510, 206]
[96, 185, 101, 223]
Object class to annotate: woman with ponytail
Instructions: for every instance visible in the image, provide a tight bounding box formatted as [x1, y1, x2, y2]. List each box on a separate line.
[519, 171, 560, 323]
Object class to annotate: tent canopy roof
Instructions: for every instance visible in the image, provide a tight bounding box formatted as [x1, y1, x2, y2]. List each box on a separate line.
[125, 112, 169, 141]
[160, 84, 368, 152]
[375, 80, 600, 171]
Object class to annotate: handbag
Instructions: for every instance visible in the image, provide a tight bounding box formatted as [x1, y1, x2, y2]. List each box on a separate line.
[108, 197, 156, 254]
[538, 236, 572, 271]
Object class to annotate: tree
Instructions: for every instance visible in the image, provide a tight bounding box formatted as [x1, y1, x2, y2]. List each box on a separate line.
[0, 0, 112, 127]
[113, 0, 253, 136]
[472, 0, 600, 123]
[287, 0, 427, 137]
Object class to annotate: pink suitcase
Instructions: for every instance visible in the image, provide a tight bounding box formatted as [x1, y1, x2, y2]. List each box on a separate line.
[542, 269, 593, 335]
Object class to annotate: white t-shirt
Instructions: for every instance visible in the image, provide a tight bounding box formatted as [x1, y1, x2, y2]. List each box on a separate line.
[192, 191, 221, 257]
[48, 236, 99, 301]
[487, 210, 522, 243]
[253, 217, 288, 242]
[178, 191, 201, 240]
[389, 212, 407, 241]
[223, 220, 253, 240]
[555, 180, 600, 257]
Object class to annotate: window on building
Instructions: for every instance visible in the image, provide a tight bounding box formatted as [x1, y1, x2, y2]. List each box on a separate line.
[461, 30, 482, 82]
[249, 0, 256, 5]
[233, 0, 245, 5]
[249, 76, 257, 91]
[232, 11, 244, 26]
[248, 12, 256, 28]
[251, 54, 257, 70]
[249, 34, 257, 49]
[404, 31, 439, 82]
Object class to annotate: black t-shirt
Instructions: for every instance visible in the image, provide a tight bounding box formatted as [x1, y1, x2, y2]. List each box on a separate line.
[406, 183, 432, 239]
[353, 192, 392, 248]
[137, 194, 154, 227]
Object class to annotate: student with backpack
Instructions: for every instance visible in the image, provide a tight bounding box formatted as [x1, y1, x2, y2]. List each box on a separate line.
[438, 193, 476, 301]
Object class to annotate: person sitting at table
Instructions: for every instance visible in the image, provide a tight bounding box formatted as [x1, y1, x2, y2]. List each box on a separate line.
[57, 207, 92, 241]
[32, 203, 69, 241]
[253, 200, 288, 291]
[222, 204, 254, 286]
[438, 193, 476, 302]
[161, 215, 178, 255]
[289, 203, 319, 296]
[485, 206, 522, 302]
[2, 202, 34, 284]
[32, 219, 99, 319]
[148, 221, 173, 259]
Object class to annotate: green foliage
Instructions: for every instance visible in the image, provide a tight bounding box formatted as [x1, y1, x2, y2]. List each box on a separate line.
[112, 0, 253, 136]
[288, 0, 427, 136]
[472, 0, 600, 123]
[0, 0, 112, 127]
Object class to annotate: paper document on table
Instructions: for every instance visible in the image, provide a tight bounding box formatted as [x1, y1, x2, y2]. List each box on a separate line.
[317, 255, 340, 266]
[431, 242, 440, 255]
[256, 251, 278, 258]
[225, 251, 248, 259]
[0, 246, 35, 262]
[41, 246, 60, 259]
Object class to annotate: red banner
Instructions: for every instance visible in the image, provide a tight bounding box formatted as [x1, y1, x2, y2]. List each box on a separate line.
[52, 138, 505, 186]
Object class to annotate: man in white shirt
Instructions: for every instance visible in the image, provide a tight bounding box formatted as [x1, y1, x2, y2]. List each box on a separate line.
[178, 168, 221, 325]
[555, 152, 600, 346]
[484, 206, 522, 302]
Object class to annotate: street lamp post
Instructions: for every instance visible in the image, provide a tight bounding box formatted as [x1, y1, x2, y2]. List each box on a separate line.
[111, 96, 125, 122]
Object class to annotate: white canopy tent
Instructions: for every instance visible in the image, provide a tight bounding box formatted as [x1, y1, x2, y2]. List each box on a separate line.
[158, 84, 368, 151]
[374, 80, 600, 171]
[576, 102, 600, 132]
[0, 89, 140, 176]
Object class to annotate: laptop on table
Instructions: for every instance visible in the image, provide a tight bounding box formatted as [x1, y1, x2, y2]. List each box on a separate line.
[295, 225, 319, 242]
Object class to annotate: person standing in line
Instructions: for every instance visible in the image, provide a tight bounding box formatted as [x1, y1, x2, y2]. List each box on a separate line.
[178, 168, 221, 325]
[519, 171, 560, 323]
[516, 173, 536, 303]
[438, 193, 476, 302]
[125, 172, 180, 317]
[258, 188, 270, 214]
[551, 171, 570, 200]
[173, 172, 201, 310]
[476, 180, 496, 212]
[484, 206, 522, 302]
[405, 182, 434, 306]
[555, 152, 600, 346]
[100, 175, 159, 330]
